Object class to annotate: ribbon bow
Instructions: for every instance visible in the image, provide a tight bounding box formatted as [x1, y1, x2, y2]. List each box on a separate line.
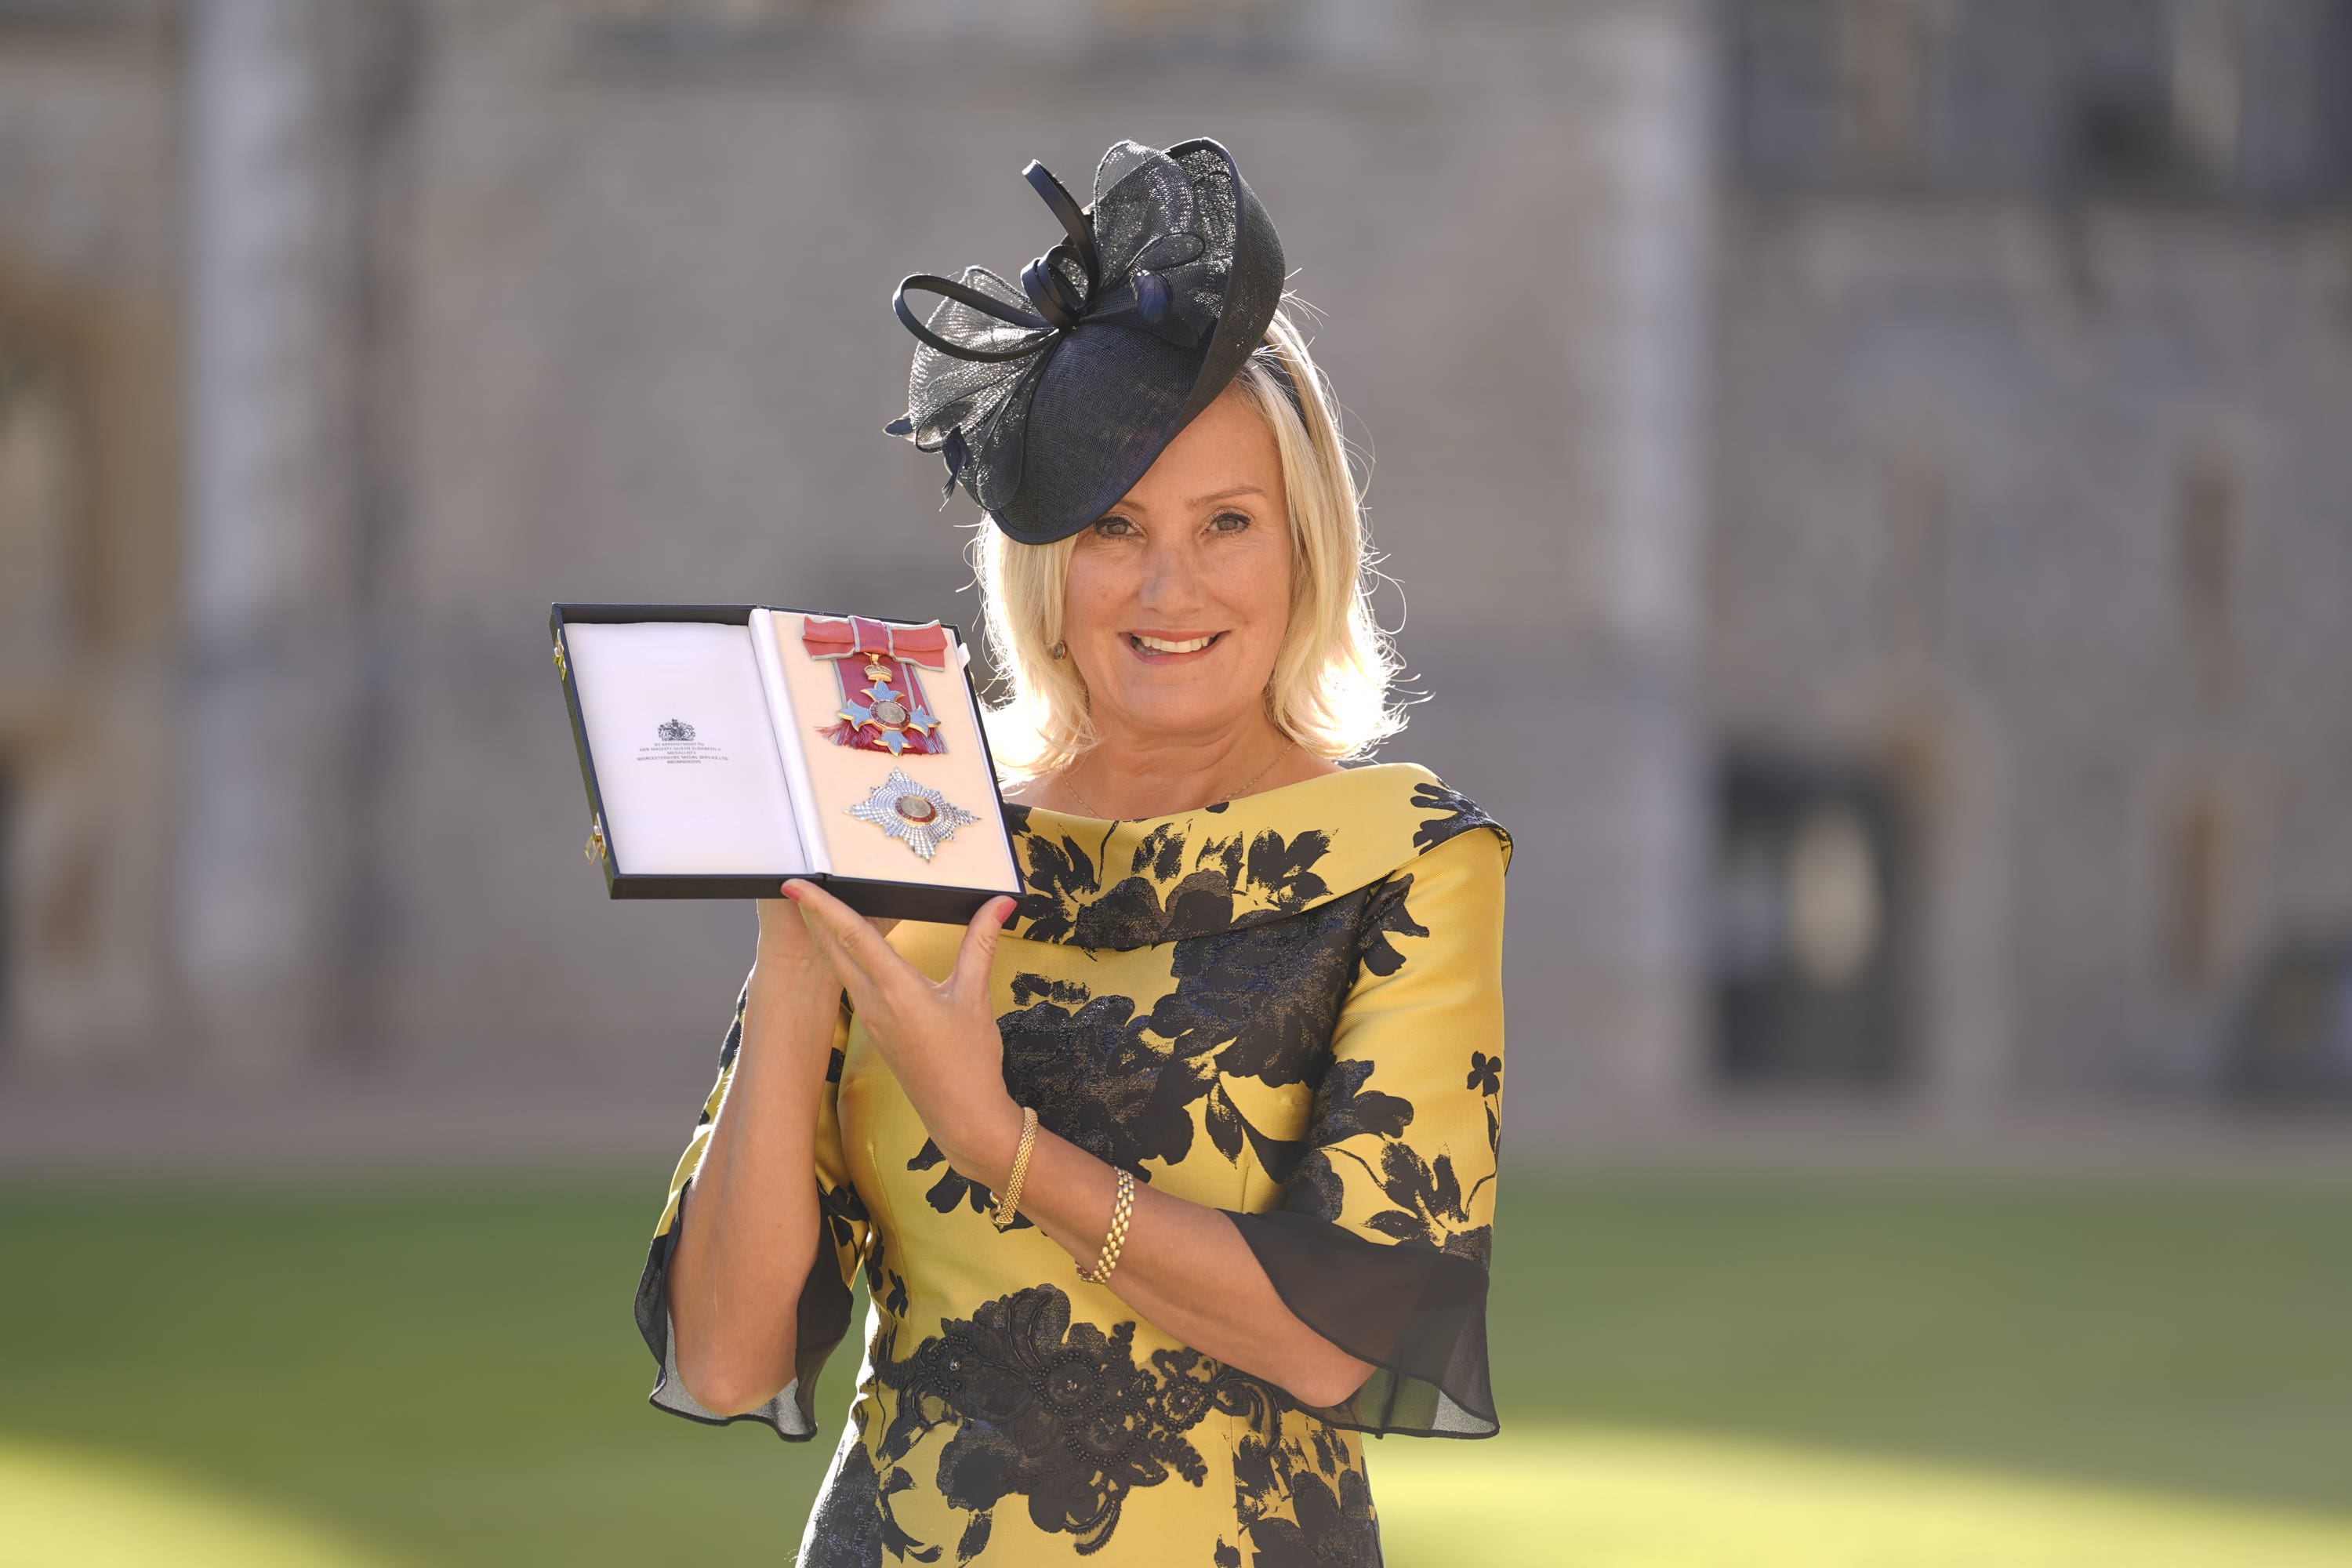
[800, 615, 950, 670]
[884, 140, 1241, 512]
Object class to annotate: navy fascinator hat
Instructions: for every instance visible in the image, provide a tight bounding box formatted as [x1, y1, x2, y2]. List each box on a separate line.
[884, 136, 1287, 546]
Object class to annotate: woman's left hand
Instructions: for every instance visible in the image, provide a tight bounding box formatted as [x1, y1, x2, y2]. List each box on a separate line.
[782, 879, 1022, 1185]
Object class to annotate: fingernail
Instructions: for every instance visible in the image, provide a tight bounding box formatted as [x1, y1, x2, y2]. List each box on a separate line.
[782, 883, 801, 902]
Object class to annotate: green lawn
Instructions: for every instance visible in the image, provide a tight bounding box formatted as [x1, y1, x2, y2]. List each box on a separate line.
[1, 1174, 2347, 1566]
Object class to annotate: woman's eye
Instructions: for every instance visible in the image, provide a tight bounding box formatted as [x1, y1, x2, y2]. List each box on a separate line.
[1210, 511, 1251, 533]
[1091, 516, 1137, 538]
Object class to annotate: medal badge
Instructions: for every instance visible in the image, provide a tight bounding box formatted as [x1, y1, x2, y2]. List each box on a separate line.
[848, 768, 980, 861]
[801, 615, 949, 757]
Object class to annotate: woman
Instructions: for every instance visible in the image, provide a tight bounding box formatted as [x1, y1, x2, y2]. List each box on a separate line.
[635, 137, 1510, 1566]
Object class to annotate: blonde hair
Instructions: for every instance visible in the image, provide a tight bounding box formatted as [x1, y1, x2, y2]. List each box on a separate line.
[971, 305, 1404, 779]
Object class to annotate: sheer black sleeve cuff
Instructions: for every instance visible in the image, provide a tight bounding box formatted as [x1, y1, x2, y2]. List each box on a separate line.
[1224, 1208, 1497, 1438]
[632, 1176, 858, 1442]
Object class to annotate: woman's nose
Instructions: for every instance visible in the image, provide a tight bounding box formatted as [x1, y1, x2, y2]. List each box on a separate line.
[1135, 535, 1208, 613]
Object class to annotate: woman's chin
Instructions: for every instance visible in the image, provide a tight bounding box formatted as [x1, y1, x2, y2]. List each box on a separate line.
[1095, 691, 1267, 743]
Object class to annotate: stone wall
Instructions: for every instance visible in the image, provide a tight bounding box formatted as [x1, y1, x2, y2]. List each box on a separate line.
[2, 0, 2344, 1162]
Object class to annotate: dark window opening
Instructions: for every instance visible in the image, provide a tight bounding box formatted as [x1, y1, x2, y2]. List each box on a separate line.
[2228, 941, 2352, 1102]
[2066, 81, 2194, 193]
[1710, 750, 1914, 1090]
[1726, 0, 2352, 207]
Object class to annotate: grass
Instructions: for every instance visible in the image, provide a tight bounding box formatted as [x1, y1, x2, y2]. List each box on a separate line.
[1486, 1178, 2352, 1511]
[0, 1174, 2347, 1565]
[1375, 1427, 2352, 1568]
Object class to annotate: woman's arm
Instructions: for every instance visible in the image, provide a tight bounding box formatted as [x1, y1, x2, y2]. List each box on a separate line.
[661, 899, 847, 1417]
[956, 1103, 1377, 1407]
[783, 881, 1376, 1410]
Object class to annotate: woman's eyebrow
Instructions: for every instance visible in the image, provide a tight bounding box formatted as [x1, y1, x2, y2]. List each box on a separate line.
[1104, 484, 1270, 516]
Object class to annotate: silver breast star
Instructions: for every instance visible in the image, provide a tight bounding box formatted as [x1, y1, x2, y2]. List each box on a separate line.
[846, 768, 980, 861]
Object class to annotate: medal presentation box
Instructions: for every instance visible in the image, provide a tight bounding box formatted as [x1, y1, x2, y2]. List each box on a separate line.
[551, 603, 1022, 924]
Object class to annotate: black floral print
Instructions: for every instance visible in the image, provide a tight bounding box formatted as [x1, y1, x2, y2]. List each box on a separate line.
[1151, 895, 1360, 1087]
[802, 1422, 891, 1568]
[1241, 1467, 1381, 1568]
[822, 1179, 872, 1253]
[1289, 1089, 1494, 1268]
[997, 989, 1175, 1174]
[906, 1139, 1036, 1230]
[1229, 1393, 1381, 1567]
[639, 764, 1508, 1563]
[1410, 781, 1508, 855]
[1363, 1143, 1492, 1265]
[1007, 807, 1348, 950]
[989, 884, 1375, 1186]
[710, 975, 749, 1083]
[868, 1285, 1272, 1556]
[1000, 807, 1105, 946]
[1356, 874, 1429, 978]
[1468, 1051, 1503, 1157]
[866, 1239, 912, 1320]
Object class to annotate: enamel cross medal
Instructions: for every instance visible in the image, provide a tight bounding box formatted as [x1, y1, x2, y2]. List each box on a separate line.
[801, 615, 949, 757]
[804, 615, 984, 861]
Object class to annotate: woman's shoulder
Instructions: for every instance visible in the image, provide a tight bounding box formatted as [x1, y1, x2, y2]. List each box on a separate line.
[1001, 762, 1508, 952]
[1243, 761, 1510, 863]
[1338, 761, 1511, 860]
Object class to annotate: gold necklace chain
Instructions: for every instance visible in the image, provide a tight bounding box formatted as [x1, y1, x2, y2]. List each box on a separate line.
[1062, 737, 1297, 821]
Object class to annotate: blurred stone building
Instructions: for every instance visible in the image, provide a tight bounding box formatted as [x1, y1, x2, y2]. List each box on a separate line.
[1, 0, 2348, 1160]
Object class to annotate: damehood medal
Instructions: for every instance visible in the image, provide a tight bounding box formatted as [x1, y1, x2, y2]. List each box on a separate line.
[803, 615, 948, 757]
[848, 768, 978, 861]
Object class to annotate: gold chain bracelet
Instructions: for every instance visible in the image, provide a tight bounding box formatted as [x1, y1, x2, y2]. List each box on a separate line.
[1077, 1167, 1135, 1284]
[989, 1105, 1040, 1230]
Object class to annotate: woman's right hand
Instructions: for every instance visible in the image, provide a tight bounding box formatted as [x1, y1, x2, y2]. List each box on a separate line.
[755, 884, 895, 971]
[755, 886, 825, 966]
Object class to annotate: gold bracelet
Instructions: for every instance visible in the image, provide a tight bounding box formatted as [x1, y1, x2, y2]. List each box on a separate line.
[989, 1106, 1040, 1230]
[1077, 1167, 1135, 1284]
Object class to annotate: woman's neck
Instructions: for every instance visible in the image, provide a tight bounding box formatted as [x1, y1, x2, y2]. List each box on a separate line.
[1020, 717, 1335, 819]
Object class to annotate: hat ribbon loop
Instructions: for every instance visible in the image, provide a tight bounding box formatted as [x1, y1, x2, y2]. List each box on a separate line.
[891, 274, 1052, 364]
[1021, 160, 1098, 289]
[893, 157, 1102, 363]
[1019, 249, 1087, 332]
[1017, 159, 1098, 331]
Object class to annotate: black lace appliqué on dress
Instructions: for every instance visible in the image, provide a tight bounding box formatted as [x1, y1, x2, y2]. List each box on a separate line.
[994, 884, 1370, 1185]
[866, 1284, 1272, 1557]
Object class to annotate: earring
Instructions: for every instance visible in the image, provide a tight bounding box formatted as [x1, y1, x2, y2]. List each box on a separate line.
[1047, 641, 1068, 660]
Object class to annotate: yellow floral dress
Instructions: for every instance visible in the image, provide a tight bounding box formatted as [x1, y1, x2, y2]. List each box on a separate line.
[633, 762, 1511, 1566]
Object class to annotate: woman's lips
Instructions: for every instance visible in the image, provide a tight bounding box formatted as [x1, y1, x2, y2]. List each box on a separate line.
[1126, 630, 1225, 663]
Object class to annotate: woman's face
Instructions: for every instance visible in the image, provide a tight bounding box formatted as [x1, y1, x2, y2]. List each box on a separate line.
[1061, 383, 1293, 747]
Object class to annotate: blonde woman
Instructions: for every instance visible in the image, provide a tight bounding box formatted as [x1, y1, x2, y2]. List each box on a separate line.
[637, 138, 1510, 1566]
